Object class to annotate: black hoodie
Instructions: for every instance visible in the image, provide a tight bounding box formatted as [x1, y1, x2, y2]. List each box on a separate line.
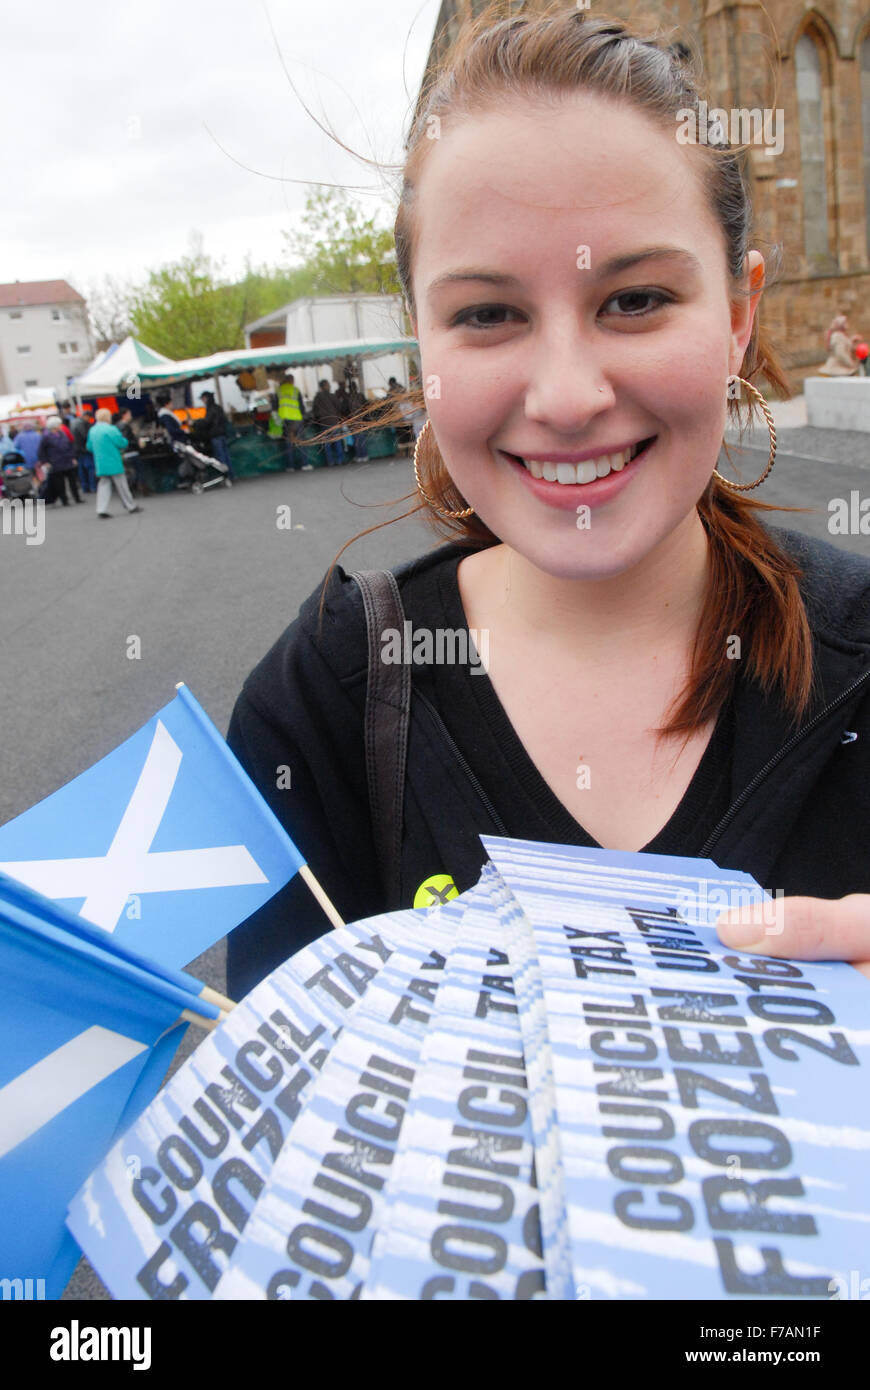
[226, 527, 870, 998]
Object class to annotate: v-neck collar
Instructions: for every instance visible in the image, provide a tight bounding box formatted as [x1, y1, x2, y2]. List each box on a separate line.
[419, 552, 735, 853]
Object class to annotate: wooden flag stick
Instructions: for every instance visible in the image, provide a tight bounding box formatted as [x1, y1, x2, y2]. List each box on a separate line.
[200, 986, 236, 1012]
[299, 864, 345, 930]
[181, 1008, 217, 1030]
[180, 1006, 230, 1031]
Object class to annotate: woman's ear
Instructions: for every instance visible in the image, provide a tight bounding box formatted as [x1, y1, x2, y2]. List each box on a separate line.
[729, 251, 765, 374]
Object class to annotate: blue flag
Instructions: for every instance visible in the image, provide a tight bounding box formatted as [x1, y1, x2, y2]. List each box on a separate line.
[42, 1025, 186, 1301]
[0, 912, 188, 1298]
[0, 685, 305, 970]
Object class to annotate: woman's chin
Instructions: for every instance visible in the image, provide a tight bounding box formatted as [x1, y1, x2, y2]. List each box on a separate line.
[481, 506, 658, 577]
[502, 534, 649, 583]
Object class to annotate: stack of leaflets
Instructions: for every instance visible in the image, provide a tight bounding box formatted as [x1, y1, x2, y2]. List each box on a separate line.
[67, 835, 870, 1301]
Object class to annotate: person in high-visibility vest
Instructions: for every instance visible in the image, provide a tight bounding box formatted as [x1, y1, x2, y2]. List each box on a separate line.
[278, 372, 305, 470]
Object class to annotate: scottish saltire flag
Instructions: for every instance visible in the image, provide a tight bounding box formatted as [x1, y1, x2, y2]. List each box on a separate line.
[0, 911, 189, 1297]
[0, 868, 223, 1010]
[0, 685, 305, 970]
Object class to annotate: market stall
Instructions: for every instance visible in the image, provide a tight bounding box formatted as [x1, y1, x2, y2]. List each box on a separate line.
[69, 334, 419, 482]
[123, 335, 419, 473]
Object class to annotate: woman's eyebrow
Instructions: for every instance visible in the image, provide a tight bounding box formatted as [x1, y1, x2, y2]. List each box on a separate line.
[598, 246, 703, 277]
[427, 270, 522, 295]
[427, 246, 702, 296]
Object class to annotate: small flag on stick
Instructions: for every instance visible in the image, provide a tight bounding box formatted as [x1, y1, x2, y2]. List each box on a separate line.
[0, 683, 341, 971]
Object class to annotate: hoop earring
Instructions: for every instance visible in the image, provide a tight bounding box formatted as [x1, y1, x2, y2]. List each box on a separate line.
[413, 419, 475, 519]
[712, 377, 777, 491]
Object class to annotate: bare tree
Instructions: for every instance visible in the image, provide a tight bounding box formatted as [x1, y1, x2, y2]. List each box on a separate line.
[85, 275, 134, 351]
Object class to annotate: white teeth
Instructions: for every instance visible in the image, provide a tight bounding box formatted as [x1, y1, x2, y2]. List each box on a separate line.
[518, 440, 649, 484]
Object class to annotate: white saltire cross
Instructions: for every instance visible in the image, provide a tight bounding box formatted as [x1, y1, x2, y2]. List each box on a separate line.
[0, 720, 267, 931]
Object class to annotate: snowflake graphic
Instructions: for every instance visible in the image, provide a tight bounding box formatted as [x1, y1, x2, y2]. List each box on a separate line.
[602, 1067, 655, 1094]
[342, 1139, 388, 1177]
[648, 936, 706, 954]
[462, 1133, 507, 1166]
[227, 1081, 253, 1108]
[660, 992, 721, 1022]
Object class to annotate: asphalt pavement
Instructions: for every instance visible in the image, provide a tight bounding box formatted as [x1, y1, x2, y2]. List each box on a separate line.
[2, 422, 868, 1299]
[722, 397, 870, 547]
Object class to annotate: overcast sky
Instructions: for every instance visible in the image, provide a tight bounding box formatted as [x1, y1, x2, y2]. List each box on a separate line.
[2, 0, 440, 297]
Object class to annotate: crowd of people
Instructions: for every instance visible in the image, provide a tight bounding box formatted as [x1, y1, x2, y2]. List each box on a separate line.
[273, 370, 426, 469]
[277, 372, 372, 468]
[0, 372, 427, 513]
[0, 392, 243, 516]
[0, 403, 142, 516]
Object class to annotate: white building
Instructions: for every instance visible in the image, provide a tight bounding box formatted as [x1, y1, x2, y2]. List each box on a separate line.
[0, 280, 94, 398]
[244, 293, 415, 401]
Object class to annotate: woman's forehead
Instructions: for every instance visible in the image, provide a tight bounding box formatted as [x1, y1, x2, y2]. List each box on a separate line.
[413, 96, 715, 275]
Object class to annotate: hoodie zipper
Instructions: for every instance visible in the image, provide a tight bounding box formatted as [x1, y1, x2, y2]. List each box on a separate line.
[699, 664, 870, 857]
[416, 688, 511, 837]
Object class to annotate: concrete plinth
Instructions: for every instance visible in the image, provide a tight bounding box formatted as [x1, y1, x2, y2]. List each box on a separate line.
[804, 377, 870, 432]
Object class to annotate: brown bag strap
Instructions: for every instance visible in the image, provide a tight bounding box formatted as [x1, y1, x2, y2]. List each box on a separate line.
[350, 569, 411, 910]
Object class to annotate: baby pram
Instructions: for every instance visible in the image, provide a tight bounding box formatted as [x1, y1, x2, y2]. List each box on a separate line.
[172, 440, 232, 495]
[1, 450, 38, 502]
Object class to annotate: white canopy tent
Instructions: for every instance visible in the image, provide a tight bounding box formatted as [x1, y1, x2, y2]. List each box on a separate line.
[70, 337, 175, 399]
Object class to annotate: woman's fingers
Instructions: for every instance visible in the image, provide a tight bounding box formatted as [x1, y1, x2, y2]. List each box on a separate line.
[715, 894, 870, 982]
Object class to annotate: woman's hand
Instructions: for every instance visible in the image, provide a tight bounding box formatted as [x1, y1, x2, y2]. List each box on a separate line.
[716, 895, 870, 983]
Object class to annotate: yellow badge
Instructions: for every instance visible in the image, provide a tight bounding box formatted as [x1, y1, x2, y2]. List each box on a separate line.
[413, 873, 459, 909]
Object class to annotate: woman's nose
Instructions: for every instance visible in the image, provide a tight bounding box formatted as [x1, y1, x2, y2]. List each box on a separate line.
[522, 321, 615, 431]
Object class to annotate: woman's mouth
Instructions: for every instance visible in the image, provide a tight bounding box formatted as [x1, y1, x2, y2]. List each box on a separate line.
[504, 436, 657, 484]
[498, 436, 658, 511]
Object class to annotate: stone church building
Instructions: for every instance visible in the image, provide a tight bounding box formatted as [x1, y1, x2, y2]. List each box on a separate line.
[423, 0, 870, 390]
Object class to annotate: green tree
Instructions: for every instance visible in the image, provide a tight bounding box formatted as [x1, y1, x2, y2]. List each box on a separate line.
[283, 187, 400, 298]
[231, 258, 318, 338]
[128, 234, 248, 359]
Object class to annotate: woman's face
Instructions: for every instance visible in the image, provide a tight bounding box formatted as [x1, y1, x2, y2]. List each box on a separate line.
[410, 94, 763, 580]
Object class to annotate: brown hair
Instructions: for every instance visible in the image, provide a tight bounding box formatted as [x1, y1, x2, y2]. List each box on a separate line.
[327, 3, 814, 736]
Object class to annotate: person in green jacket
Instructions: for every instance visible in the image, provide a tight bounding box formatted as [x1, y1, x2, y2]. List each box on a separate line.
[88, 407, 141, 519]
[277, 371, 305, 471]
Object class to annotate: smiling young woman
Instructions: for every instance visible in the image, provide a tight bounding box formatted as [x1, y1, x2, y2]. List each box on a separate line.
[225, 7, 870, 998]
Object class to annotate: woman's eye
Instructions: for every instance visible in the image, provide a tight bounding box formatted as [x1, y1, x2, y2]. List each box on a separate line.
[602, 289, 673, 318]
[450, 290, 673, 330]
[452, 305, 521, 330]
